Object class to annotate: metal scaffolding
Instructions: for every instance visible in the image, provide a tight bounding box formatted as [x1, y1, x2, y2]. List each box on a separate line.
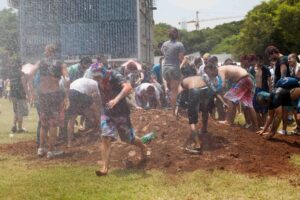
[17, 0, 153, 62]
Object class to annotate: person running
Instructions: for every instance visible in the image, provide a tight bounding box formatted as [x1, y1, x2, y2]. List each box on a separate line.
[135, 83, 161, 109]
[66, 77, 102, 148]
[176, 65, 228, 154]
[9, 61, 31, 133]
[204, 63, 259, 130]
[90, 64, 147, 176]
[256, 78, 300, 139]
[37, 44, 69, 159]
[249, 55, 272, 127]
[161, 28, 185, 108]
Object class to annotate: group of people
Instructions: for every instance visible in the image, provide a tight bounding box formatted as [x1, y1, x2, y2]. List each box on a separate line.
[2, 27, 300, 176]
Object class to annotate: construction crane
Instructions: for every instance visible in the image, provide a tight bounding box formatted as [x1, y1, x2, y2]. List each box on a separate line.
[179, 11, 244, 30]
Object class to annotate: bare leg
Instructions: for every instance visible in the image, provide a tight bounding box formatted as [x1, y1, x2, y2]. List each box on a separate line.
[17, 117, 23, 130]
[39, 127, 48, 149]
[48, 126, 58, 151]
[249, 107, 259, 130]
[97, 137, 112, 175]
[132, 137, 147, 160]
[169, 79, 180, 108]
[281, 108, 288, 132]
[67, 116, 76, 148]
[227, 103, 237, 125]
[190, 124, 201, 148]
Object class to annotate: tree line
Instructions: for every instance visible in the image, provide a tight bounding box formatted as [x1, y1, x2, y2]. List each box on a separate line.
[154, 0, 300, 60]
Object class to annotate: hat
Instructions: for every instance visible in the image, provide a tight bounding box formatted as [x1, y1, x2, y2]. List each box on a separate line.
[91, 62, 106, 77]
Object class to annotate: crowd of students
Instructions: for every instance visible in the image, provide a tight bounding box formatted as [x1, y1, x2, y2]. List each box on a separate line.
[1, 27, 300, 176]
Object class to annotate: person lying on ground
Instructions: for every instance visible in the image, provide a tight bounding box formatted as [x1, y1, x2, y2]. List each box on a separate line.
[204, 63, 259, 131]
[256, 77, 300, 139]
[175, 65, 228, 154]
[89, 64, 147, 176]
[135, 83, 162, 109]
[66, 77, 102, 148]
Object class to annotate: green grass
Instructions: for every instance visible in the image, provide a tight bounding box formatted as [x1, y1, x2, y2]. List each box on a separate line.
[1, 98, 300, 199]
[0, 98, 37, 144]
[0, 155, 299, 200]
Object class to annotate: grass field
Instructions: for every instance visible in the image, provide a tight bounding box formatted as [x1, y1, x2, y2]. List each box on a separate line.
[0, 98, 300, 200]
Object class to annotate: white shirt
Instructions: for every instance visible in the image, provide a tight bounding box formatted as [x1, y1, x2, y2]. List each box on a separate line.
[70, 78, 100, 97]
[135, 83, 160, 106]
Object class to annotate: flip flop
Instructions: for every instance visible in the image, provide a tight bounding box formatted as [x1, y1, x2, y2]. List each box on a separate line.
[95, 170, 107, 176]
[184, 147, 202, 155]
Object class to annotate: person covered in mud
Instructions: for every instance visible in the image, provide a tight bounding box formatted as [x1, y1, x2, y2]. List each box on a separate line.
[204, 63, 259, 131]
[256, 77, 300, 139]
[135, 83, 162, 109]
[37, 44, 69, 159]
[175, 65, 228, 154]
[66, 77, 102, 148]
[90, 64, 148, 176]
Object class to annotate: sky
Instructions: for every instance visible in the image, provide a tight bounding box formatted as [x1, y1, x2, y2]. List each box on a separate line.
[0, 0, 262, 31]
[154, 0, 262, 31]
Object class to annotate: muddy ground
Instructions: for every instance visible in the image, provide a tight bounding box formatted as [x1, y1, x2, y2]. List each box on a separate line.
[1, 109, 300, 177]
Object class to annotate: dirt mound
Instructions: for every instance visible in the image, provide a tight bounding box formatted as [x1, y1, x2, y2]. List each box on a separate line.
[1, 109, 300, 176]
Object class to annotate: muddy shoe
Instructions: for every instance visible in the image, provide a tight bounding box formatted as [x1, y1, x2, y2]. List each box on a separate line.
[185, 147, 202, 155]
[37, 148, 47, 157]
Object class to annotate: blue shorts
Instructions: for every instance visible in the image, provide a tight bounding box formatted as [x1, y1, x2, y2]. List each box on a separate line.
[253, 88, 268, 114]
[100, 115, 135, 143]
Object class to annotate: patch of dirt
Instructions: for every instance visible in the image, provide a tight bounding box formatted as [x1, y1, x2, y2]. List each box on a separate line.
[1, 109, 300, 176]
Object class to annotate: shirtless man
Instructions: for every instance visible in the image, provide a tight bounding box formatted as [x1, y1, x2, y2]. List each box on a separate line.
[249, 55, 272, 127]
[176, 67, 228, 154]
[205, 63, 258, 130]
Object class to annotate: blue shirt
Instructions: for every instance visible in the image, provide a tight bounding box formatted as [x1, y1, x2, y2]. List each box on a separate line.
[151, 64, 162, 84]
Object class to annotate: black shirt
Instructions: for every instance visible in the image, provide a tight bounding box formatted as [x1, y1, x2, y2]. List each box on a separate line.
[10, 69, 26, 99]
[102, 70, 130, 116]
[274, 56, 290, 86]
[249, 65, 271, 91]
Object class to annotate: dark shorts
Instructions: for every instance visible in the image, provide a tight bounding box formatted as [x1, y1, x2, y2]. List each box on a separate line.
[67, 89, 93, 116]
[39, 91, 64, 128]
[100, 114, 135, 143]
[253, 88, 269, 114]
[162, 65, 180, 82]
[188, 87, 209, 124]
[12, 98, 29, 117]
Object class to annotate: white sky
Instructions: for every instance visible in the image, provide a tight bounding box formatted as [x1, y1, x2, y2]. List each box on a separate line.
[0, 0, 262, 31]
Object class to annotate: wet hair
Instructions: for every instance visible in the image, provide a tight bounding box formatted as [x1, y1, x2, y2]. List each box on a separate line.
[265, 45, 280, 56]
[204, 62, 217, 73]
[224, 58, 234, 65]
[45, 44, 57, 54]
[146, 85, 155, 94]
[207, 56, 218, 65]
[181, 65, 197, 78]
[80, 57, 92, 65]
[193, 57, 203, 66]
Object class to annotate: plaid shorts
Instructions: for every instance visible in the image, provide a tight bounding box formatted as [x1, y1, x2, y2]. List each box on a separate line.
[100, 114, 135, 143]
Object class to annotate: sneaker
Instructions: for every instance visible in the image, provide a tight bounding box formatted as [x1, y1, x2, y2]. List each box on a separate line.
[244, 123, 252, 129]
[37, 148, 47, 157]
[47, 150, 64, 159]
[11, 126, 17, 133]
[277, 130, 287, 135]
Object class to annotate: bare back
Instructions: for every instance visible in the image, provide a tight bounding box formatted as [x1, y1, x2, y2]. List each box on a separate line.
[218, 65, 248, 83]
[181, 76, 206, 90]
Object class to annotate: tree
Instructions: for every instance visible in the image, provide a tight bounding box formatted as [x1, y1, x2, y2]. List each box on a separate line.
[0, 9, 19, 77]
